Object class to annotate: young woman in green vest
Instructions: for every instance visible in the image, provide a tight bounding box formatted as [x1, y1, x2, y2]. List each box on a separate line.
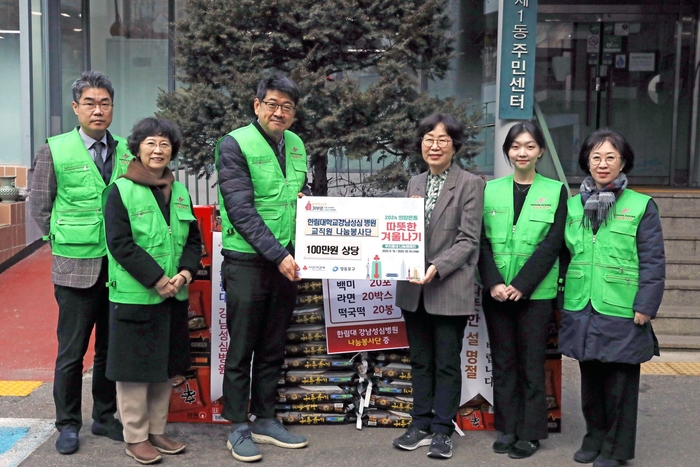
[103, 117, 202, 465]
[478, 121, 567, 459]
[559, 128, 665, 467]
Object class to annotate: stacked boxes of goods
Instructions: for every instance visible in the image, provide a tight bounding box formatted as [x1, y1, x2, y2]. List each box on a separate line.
[275, 280, 360, 426]
[359, 350, 413, 428]
[168, 205, 223, 423]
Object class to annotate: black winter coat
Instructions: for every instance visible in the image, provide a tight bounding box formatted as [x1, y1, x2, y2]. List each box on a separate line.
[104, 183, 202, 382]
[559, 196, 665, 364]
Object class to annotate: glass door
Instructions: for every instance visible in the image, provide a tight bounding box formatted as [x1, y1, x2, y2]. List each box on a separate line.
[536, 9, 696, 186]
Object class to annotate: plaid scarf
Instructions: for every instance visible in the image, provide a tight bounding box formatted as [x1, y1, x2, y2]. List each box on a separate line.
[579, 172, 627, 230]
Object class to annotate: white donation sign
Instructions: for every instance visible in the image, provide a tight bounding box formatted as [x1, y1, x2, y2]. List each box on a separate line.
[295, 197, 425, 281]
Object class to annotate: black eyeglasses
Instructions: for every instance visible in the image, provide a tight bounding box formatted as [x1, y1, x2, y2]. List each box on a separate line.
[260, 100, 296, 114]
[78, 102, 114, 112]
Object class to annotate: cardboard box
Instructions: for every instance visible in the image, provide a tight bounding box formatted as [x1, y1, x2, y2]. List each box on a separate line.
[455, 404, 495, 431]
[455, 356, 562, 433]
[193, 205, 215, 269]
[546, 356, 562, 433]
[167, 275, 226, 424]
[167, 367, 228, 424]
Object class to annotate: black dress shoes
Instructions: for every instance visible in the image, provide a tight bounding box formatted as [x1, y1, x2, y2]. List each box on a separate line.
[91, 419, 125, 442]
[55, 427, 79, 454]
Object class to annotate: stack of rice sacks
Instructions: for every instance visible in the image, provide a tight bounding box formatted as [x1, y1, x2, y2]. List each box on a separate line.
[275, 279, 359, 425]
[358, 350, 413, 428]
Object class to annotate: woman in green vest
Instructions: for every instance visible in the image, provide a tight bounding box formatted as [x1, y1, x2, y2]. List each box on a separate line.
[104, 117, 202, 465]
[559, 128, 665, 467]
[478, 121, 567, 459]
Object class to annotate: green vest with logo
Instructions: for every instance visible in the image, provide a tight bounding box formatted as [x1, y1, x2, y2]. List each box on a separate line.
[563, 189, 650, 318]
[215, 124, 307, 253]
[106, 178, 195, 305]
[47, 128, 133, 258]
[483, 174, 563, 299]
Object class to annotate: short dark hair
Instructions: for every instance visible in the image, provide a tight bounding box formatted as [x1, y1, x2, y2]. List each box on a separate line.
[256, 73, 300, 105]
[71, 71, 115, 103]
[578, 127, 635, 173]
[128, 117, 182, 159]
[502, 121, 546, 165]
[415, 113, 464, 153]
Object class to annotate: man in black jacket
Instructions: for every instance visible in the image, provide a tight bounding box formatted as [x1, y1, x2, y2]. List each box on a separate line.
[215, 74, 310, 463]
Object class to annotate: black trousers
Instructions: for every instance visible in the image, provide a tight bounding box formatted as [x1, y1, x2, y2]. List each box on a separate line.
[483, 295, 551, 440]
[53, 262, 117, 431]
[221, 259, 297, 424]
[579, 360, 641, 461]
[402, 303, 467, 435]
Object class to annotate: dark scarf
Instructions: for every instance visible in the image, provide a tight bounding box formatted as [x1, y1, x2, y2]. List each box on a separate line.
[123, 159, 175, 203]
[579, 172, 627, 230]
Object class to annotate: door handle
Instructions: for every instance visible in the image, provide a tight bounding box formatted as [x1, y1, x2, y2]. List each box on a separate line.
[595, 76, 608, 92]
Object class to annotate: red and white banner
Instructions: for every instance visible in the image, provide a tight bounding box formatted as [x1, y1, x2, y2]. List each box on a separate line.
[323, 279, 409, 353]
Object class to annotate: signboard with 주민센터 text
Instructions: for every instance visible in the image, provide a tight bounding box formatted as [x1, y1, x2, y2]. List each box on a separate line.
[498, 0, 538, 120]
[295, 197, 426, 281]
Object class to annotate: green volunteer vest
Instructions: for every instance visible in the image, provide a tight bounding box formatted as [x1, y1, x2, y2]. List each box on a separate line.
[105, 178, 195, 305]
[215, 124, 307, 253]
[483, 174, 563, 299]
[47, 128, 133, 258]
[563, 189, 650, 318]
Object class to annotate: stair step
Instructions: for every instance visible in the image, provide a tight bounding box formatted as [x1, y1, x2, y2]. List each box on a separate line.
[662, 280, 700, 306]
[664, 233, 700, 257]
[656, 334, 700, 351]
[653, 306, 700, 335]
[661, 212, 700, 231]
[666, 257, 700, 280]
[648, 192, 700, 214]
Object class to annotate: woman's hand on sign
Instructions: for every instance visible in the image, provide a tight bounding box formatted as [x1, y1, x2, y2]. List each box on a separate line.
[409, 264, 437, 285]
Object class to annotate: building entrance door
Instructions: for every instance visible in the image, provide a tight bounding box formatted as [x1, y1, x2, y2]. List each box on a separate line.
[536, 6, 697, 186]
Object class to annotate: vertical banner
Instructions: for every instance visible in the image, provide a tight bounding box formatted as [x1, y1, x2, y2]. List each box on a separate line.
[210, 232, 227, 404]
[460, 283, 494, 406]
[498, 0, 538, 120]
[323, 279, 409, 353]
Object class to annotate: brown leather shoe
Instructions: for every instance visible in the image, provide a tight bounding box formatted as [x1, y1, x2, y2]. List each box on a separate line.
[125, 440, 163, 465]
[149, 433, 187, 454]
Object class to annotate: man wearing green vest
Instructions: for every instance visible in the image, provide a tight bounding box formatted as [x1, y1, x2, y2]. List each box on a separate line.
[216, 74, 310, 463]
[30, 71, 133, 455]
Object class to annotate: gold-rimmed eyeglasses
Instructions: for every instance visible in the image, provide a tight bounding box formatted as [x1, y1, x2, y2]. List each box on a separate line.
[589, 155, 620, 166]
[141, 140, 172, 151]
[422, 137, 452, 148]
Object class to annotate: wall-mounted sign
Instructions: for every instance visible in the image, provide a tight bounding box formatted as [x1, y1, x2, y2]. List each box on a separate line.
[498, 0, 538, 120]
[629, 52, 656, 72]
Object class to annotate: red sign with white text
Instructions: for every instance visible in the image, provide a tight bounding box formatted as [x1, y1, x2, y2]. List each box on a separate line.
[323, 279, 409, 354]
[326, 321, 409, 353]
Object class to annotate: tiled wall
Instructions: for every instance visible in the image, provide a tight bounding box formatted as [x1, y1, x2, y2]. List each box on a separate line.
[0, 165, 30, 266]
